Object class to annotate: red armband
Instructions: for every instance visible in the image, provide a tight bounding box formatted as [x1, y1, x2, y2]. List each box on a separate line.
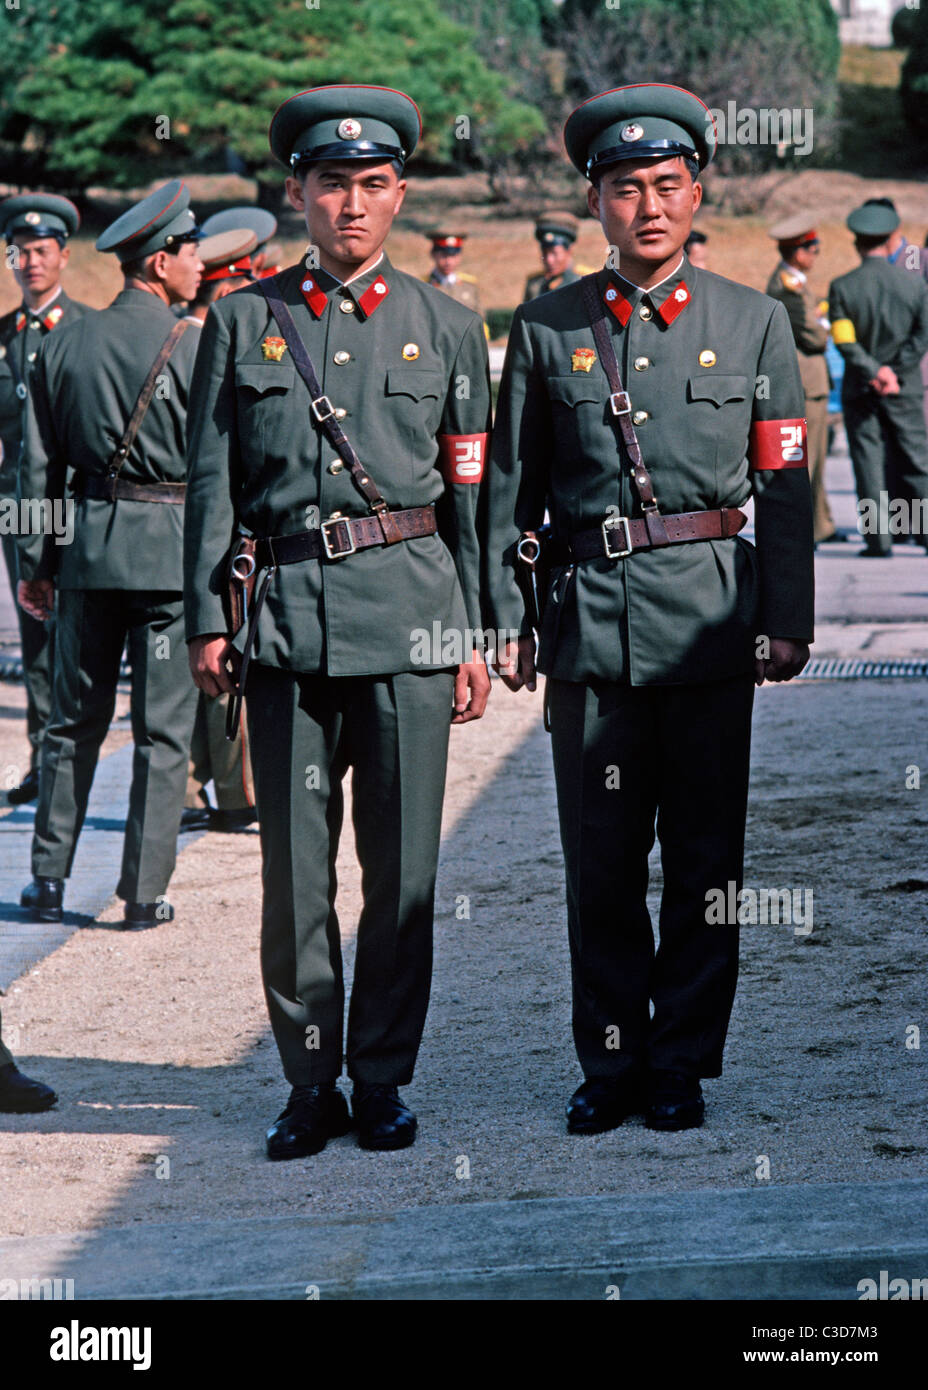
[437, 432, 488, 484]
[749, 419, 808, 471]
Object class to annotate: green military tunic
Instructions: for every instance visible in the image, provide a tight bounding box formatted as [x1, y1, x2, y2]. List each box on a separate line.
[484, 257, 814, 1080]
[523, 266, 581, 301]
[185, 253, 491, 1085]
[765, 261, 834, 542]
[0, 289, 90, 776]
[17, 288, 200, 901]
[829, 257, 928, 553]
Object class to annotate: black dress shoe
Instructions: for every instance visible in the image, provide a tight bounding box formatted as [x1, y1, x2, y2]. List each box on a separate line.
[0, 1062, 57, 1113]
[121, 901, 174, 929]
[210, 807, 258, 832]
[646, 1071, 705, 1131]
[857, 547, 891, 558]
[352, 1083, 417, 1150]
[180, 806, 212, 831]
[7, 769, 40, 805]
[266, 1084, 352, 1160]
[20, 876, 63, 923]
[566, 1075, 645, 1135]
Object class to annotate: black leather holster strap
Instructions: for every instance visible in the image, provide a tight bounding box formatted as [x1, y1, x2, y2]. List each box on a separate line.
[557, 506, 747, 562]
[75, 474, 186, 504]
[255, 505, 437, 567]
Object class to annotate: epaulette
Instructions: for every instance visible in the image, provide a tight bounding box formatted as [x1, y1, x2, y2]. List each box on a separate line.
[779, 271, 803, 292]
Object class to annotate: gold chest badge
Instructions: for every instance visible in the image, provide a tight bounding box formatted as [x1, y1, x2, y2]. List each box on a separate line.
[571, 348, 596, 373]
[261, 336, 288, 362]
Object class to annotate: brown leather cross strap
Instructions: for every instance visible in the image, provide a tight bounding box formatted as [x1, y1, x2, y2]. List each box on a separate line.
[75, 475, 185, 504]
[255, 505, 437, 567]
[580, 273, 673, 548]
[556, 506, 747, 563]
[257, 278, 405, 545]
[102, 318, 190, 500]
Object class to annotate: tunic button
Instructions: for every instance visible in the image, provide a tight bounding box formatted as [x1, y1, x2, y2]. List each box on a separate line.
[27, 351, 37, 362]
[328, 460, 344, 475]
[30, 321, 40, 330]
[639, 305, 652, 321]
[632, 410, 649, 424]
[339, 299, 355, 314]
[329, 511, 343, 519]
[334, 407, 347, 419]
[633, 356, 650, 371]
[333, 350, 351, 364]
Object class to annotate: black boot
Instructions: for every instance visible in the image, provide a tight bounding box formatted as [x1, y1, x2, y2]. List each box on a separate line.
[20, 876, 63, 923]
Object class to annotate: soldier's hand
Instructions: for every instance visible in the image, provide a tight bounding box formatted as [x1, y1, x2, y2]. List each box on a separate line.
[188, 633, 240, 697]
[754, 638, 810, 686]
[870, 365, 900, 396]
[451, 654, 491, 724]
[17, 578, 54, 622]
[493, 636, 537, 692]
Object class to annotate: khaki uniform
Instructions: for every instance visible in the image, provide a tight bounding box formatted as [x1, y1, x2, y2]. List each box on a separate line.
[523, 267, 581, 301]
[425, 269, 482, 316]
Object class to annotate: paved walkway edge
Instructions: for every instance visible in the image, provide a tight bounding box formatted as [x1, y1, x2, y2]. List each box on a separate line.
[1, 1179, 925, 1300]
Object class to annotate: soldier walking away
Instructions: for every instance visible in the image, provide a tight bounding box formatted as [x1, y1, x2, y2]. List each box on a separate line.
[185, 85, 492, 1159]
[485, 84, 814, 1135]
[0, 194, 91, 805]
[16, 181, 204, 930]
[828, 200, 928, 557]
[0, 1007, 56, 1113]
[766, 215, 837, 545]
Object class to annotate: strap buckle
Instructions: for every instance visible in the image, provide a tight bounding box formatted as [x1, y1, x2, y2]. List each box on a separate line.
[230, 545, 256, 581]
[610, 391, 631, 416]
[311, 394, 336, 423]
[602, 515, 633, 559]
[321, 517, 356, 560]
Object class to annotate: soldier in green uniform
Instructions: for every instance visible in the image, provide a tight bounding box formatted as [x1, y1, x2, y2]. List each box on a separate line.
[424, 231, 483, 315]
[185, 85, 492, 1159]
[523, 212, 581, 300]
[16, 181, 204, 929]
[829, 201, 928, 557]
[485, 85, 814, 1133]
[0, 1010, 56, 1112]
[0, 194, 91, 804]
[766, 215, 836, 544]
[180, 228, 258, 833]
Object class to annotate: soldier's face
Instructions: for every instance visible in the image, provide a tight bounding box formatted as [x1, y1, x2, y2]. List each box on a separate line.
[541, 243, 571, 276]
[589, 156, 701, 277]
[432, 248, 460, 277]
[156, 241, 204, 304]
[12, 234, 68, 299]
[287, 162, 406, 271]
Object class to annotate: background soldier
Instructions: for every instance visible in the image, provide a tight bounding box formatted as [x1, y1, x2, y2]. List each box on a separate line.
[16, 181, 203, 929]
[683, 228, 708, 268]
[200, 206, 282, 279]
[829, 200, 928, 557]
[0, 1009, 56, 1113]
[185, 85, 491, 1159]
[523, 212, 581, 299]
[486, 84, 813, 1135]
[424, 231, 483, 315]
[180, 228, 258, 833]
[766, 215, 837, 544]
[0, 194, 91, 804]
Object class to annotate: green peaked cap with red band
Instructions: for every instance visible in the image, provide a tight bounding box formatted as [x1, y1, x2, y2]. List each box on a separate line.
[269, 84, 421, 170]
[564, 83, 717, 181]
[96, 179, 201, 262]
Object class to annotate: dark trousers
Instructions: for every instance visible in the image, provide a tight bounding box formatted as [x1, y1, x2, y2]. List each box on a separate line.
[0, 1008, 12, 1068]
[843, 387, 928, 554]
[548, 673, 755, 1080]
[32, 588, 197, 901]
[2, 532, 55, 775]
[246, 663, 455, 1087]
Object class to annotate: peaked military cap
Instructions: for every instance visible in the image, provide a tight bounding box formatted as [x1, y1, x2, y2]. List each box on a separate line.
[535, 212, 578, 247]
[0, 193, 80, 242]
[428, 231, 467, 251]
[200, 206, 278, 253]
[269, 84, 421, 170]
[564, 83, 716, 180]
[198, 228, 258, 282]
[846, 199, 900, 238]
[96, 179, 201, 262]
[768, 214, 819, 248]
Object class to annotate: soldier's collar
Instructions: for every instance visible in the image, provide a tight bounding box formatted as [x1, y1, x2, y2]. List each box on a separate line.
[298, 253, 392, 320]
[602, 256, 692, 327]
[779, 259, 807, 284]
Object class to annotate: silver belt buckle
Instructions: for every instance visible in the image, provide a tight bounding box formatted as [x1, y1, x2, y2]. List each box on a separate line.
[311, 394, 336, 423]
[321, 517, 356, 559]
[610, 391, 631, 416]
[602, 515, 633, 558]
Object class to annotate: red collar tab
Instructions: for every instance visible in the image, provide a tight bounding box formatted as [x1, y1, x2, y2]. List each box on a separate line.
[657, 281, 691, 326]
[603, 283, 633, 326]
[42, 304, 64, 331]
[358, 274, 390, 318]
[300, 275, 329, 318]
[15, 310, 26, 332]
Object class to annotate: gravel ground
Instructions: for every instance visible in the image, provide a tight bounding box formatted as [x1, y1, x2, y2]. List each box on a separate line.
[0, 673, 926, 1239]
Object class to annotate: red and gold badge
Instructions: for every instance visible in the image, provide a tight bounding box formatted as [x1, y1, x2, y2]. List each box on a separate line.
[571, 347, 596, 373]
[261, 336, 288, 362]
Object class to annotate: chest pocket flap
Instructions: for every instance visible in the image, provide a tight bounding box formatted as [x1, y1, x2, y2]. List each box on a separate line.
[687, 374, 749, 406]
[548, 374, 603, 407]
[235, 361, 296, 394]
[385, 368, 444, 401]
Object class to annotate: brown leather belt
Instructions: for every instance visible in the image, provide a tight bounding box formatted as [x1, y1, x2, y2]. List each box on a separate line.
[556, 506, 747, 562]
[255, 504, 437, 565]
[75, 474, 186, 504]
